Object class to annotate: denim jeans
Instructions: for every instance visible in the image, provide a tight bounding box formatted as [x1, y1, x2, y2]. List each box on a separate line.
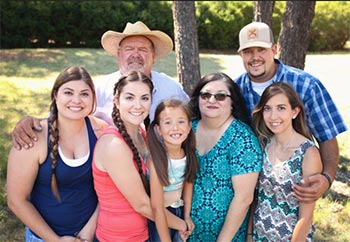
[26, 227, 44, 242]
[148, 206, 184, 242]
[26, 227, 99, 242]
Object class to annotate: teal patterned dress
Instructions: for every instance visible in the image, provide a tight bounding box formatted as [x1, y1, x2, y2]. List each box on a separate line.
[189, 119, 262, 242]
[253, 140, 316, 241]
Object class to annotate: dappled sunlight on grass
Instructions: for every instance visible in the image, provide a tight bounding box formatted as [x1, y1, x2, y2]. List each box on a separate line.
[0, 76, 55, 90]
[314, 198, 350, 242]
[0, 48, 118, 78]
[199, 53, 245, 79]
[337, 106, 350, 159]
[0, 80, 50, 171]
[75, 50, 94, 57]
[0, 79, 50, 241]
[0, 49, 66, 77]
[153, 52, 177, 78]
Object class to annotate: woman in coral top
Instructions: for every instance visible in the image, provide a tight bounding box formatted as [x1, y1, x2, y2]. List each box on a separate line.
[92, 71, 188, 242]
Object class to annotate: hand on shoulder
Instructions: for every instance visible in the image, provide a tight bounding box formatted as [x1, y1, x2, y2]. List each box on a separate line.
[89, 115, 109, 138]
[292, 173, 329, 203]
[12, 116, 44, 150]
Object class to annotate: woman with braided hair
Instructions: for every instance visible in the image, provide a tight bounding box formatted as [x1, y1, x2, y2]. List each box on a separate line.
[92, 71, 188, 242]
[7, 65, 108, 242]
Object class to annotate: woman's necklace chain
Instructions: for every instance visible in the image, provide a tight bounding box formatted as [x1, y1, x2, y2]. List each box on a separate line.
[271, 134, 295, 163]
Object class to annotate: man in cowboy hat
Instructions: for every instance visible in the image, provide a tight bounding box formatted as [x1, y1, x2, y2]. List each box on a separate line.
[94, 21, 189, 125]
[11, 21, 189, 149]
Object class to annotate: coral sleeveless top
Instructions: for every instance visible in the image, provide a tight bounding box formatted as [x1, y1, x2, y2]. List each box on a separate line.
[93, 127, 148, 242]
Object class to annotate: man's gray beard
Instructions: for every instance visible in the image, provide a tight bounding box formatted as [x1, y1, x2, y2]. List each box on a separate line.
[127, 65, 145, 73]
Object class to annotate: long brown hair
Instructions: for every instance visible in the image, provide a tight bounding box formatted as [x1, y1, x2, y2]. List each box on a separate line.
[49, 65, 96, 202]
[111, 71, 154, 195]
[252, 82, 312, 148]
[147, 99, 198, 186]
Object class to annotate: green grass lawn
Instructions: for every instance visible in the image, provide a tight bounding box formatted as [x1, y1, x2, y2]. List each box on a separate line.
[0, 48, 349, 241]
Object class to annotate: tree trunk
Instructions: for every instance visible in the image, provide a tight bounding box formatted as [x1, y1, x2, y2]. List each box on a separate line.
[277, 1, 316, 69]
[253, 1, 275, 27]
[172, 1, 200, 95]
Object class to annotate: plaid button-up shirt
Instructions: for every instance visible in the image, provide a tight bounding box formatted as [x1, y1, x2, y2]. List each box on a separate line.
[235, 59, 347, 143]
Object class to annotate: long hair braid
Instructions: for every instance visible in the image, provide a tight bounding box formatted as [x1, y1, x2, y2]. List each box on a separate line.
[48, 95, 61, 202]
[111, 71, 153, 195]
[47, 65, 96, 202]
[111, 105, 150, 195]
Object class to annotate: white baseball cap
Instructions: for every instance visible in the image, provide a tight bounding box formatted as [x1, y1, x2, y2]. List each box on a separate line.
[238, 22, 274, 52]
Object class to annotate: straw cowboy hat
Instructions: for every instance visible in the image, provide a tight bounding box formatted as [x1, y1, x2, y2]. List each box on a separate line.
[101, 21, 174, 58]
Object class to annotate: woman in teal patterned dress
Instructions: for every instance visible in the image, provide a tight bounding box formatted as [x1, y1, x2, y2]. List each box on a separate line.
[188, 72, 263, 241]
[250, 82, 322, 241]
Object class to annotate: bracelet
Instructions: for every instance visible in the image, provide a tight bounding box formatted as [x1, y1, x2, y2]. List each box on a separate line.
[321, 172, 332, 189]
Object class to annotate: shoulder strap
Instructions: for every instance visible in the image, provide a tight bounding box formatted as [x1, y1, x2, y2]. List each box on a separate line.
[300, 140, 316, 153]
[99, 126, 123, 139]
[85, 117, 97, 152]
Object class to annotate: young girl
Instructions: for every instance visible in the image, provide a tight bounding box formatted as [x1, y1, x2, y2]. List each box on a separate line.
[147, 98, 199, 242]
[251, 82, 322, 241]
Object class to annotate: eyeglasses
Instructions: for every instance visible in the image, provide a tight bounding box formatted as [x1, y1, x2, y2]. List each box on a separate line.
[199, 92, 231, 101]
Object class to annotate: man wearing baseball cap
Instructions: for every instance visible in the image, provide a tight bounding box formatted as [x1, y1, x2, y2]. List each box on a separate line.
[235, 22, 347, 203]
[12, 21, 189, 149]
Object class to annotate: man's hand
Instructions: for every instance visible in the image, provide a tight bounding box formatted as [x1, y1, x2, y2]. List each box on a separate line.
[11, 116, 42, 150]
[292, 173, 330, 202]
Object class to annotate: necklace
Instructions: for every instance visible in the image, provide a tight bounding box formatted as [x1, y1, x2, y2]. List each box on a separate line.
[269, 134, 295, 164]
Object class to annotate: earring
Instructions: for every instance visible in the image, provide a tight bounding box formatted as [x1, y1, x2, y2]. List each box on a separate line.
[292, 116, 296, 119]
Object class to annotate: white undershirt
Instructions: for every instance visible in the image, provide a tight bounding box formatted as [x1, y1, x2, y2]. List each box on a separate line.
[58, 146, 89, 167]
[251, 80, 273, 96]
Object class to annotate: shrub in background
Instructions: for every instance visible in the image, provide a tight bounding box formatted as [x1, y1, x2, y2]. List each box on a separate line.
[0, 1, 349, 51]
[309, 1, 350, 51]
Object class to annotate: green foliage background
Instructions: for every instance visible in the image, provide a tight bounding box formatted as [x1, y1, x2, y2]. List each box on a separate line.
[1, 1, 349, 51]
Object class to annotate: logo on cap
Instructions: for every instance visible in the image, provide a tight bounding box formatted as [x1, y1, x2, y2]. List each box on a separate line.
[248, 27, 258, 40]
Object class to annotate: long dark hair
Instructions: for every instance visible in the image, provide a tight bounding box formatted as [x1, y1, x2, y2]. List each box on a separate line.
[111, 71, 154, 195]
[252, 82, 312, 148]
[49, 65, 96, 202]
[189, 72, 251, 127]
[147, 99, 199, 186]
